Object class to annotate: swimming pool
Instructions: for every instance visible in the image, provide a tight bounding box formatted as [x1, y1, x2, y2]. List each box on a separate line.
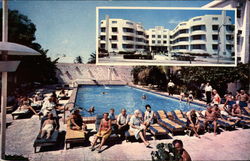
[75, 85, 205, 116]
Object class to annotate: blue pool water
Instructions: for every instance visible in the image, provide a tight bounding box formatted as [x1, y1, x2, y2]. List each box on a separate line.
[75, 85, 205, 116]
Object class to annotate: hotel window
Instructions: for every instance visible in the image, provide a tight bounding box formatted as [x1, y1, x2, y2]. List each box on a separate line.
[123, 36, 134, 41]
[111, 35, 117, 41]
[179, 45, 187, 49]
[112, 27, 118, 32]
[212, 35, 218, 40]
[163, 35, 167, 38]
[192, 35, 205, 40]
[100, 43, 105, 49]
[112, 21, 117, 24]
[146, 35, 149, 38]
[136, 31, 144, 35]
[123, 28, 134, 33]
[180, 23, 186, 26]
[192, 25, 205, 31]
[100, 36, 105, 40]
[157, 40, 161, 44]
[152, 40, 155, 44]
[226, 25, 234, 32]
[122, 44, 133, 49]
[212, 44, 218, 50]
[212, 17, 218, 21]
[101, 27, 106, 32]
[191, 44, 206, 50]
[111, 44, 117, 49]
[226, 44, 233, 50]
[193, 18, 202, 21]
[158, 35, 161, 38]
[126, 22, 133, 25]
[163, 41, 167, 44]
[212, 25, 219, 31]
[152, 35, 156, 38]
[226, 35, 233, 41]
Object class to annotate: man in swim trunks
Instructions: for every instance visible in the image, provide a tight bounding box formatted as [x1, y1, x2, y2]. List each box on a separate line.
[238, 90, 249, 108]
[204, 107, 217, 136]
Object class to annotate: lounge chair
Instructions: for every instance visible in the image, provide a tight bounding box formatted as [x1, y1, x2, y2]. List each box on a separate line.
[216, 118, 236, 130]
[242, 106, 250, 115]
[11, 108, 30, 120]
[148, 123, 170, 139]
[171, 110, 188, 126]
[156, 110, 185, 135]
[222, 114, 250, 128]
[65, 120, 86, 149]
[33, 130, 59, 153]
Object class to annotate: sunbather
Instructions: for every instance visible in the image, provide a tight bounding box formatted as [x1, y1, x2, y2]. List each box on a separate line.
[69, 109, 87, 132]
[117, 108, 129, 139]
[40, 113, 57, 139]
[204, 107, 217, 136]
[172, 139, 191, 161]
[18, 96, 38, 115]
[90, 113, 112, 153]
[129, 110, 150, 147]
[187, 109, 201, 138]
[187, 91, 194, 105]
[58, 88, 68, 98]
[109, 108, 118, 133]
[40, 97, 57, 117]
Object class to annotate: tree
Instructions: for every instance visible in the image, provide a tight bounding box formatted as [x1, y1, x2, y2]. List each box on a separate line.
[75, 56, 83, 64]
[0, 9, 58, 84]
[87, 52, 96, 64]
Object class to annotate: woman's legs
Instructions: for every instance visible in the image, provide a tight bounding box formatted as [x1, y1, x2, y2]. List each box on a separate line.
[90, 135, 99, 149]
[97, 137, 108, 151]
[138, 131, 149, 146]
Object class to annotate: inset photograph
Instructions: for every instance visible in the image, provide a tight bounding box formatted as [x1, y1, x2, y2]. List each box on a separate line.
[97, 7, 236, 66]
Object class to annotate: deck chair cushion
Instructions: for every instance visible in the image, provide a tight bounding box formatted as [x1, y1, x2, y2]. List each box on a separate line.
[149, 123, 169, 135]
[12, 109, 29, 115]
[34, 130, 59, 145]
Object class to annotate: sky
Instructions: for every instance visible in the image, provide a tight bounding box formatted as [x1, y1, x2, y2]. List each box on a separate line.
[3, 0, 217, 63]
[99, 9, 235, 30]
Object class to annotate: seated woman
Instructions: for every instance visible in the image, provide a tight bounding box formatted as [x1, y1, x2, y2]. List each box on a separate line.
[129, 110, 150, 147]
[18, 96, 38, 115]
[90, 113, 112, 153]
[187, 109, 201, 138]
[40, 113, 58, 139]
[69, 109, 87, 132]
[116, 108, 129, 138]
[144, 104, 155, 128]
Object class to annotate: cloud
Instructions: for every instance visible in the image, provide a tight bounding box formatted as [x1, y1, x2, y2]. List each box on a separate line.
[168, 18, 183, 25]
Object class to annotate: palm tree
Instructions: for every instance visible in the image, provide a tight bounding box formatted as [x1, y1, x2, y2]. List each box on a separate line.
[87, 52, 96, 64]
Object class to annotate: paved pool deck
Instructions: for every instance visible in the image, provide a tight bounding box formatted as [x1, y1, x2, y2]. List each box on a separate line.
[2, 86, 250, 161]
[3, 111, 250, 161]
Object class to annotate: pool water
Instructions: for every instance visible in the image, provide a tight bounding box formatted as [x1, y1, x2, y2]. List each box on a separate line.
[75, 85, 205, 116]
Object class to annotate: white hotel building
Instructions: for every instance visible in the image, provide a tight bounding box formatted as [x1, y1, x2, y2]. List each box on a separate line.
[203, 0, 250, 63]
[99, 16, 147, 53]
[99, 11, 235, 59]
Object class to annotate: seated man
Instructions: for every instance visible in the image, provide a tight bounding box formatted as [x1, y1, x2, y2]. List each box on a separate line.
[69, 109, 87, 132]
[231, 104, 242, 117]
[187, 109, 201, 138]
[108, 108, 118, 133]
[204, 107, 218, 136]
[172, 139, 191, 161]
[116, 108, 129, 138]
[40, 113, 58, 139]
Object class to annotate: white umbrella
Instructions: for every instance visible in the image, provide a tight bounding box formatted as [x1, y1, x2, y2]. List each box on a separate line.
[0, 42, 40, 55]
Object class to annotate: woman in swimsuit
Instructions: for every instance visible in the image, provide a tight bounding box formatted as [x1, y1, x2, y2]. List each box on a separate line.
[90, 113, 112, 153]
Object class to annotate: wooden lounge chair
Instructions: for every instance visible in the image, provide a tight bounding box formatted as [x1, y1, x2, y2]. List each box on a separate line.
[33, 130, 59, 153]
[242, 106, 250, 115]
[216, 118, 236, 130]
[171, 110, 188, 126]
[11, 108, 30, 120]
[156, 110, 185, 135]
[148, 123, 170, 139]
[222, 114, 250, 128]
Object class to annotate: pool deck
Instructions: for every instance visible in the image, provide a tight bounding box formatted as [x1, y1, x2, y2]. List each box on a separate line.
[3, 85, 250, 160]
[4, 112, 250, 161]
